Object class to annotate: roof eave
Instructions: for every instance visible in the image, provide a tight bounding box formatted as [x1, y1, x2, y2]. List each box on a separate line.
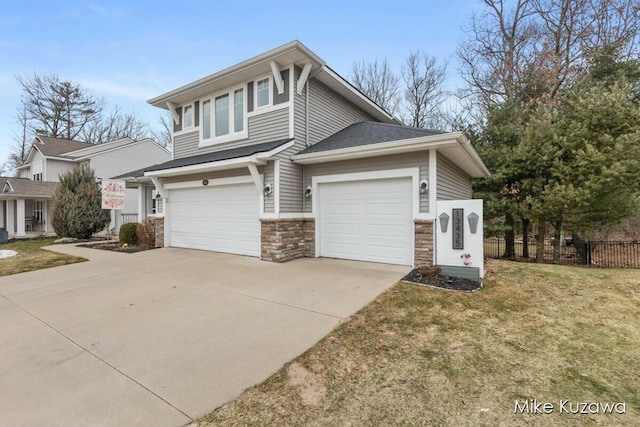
[148, 40, 325, 108]
[315, 67, 395, 123]
[292, 132, 490, 179]
[144, 139, 294, 178]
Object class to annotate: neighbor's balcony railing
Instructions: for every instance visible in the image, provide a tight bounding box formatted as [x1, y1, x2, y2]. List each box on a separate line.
[121, 213, 138, 224]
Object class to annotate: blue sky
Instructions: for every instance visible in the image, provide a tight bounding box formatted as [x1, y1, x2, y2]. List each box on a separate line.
[0, 0, 478, 168]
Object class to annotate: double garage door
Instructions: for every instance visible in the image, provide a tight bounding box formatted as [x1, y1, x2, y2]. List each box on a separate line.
[166, 177, 413, 266]
[317, 177, 413, 266]
[168, 183, 260, 257]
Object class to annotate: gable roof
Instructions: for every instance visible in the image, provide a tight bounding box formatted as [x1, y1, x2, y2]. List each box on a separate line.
[35, 136, 93, 157]
[297, 122, 444, 155]
[0, 178, 58, 198]
[148, 40, 396, 124]
[292, 122, 490, 178]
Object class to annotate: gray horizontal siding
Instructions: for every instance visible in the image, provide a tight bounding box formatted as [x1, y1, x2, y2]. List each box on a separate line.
[263, 161, 274, 213]
[173, 108, 289, 160]
[306, 79, 375, 146]
[275, 140, 305, 213]
[247, 107, 289, 145]
[161, 167, 259, 184]
[437, 152, 472, 200]
[173, 131, 199, 160]
[303, 152, 430, 214]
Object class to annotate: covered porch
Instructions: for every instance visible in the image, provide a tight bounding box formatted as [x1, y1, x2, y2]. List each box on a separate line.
[0, 179, 57, 238]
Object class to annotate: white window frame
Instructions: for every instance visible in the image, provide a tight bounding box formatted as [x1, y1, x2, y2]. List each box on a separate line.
[199, 84, 248, 147]
[33, 200, 43, 222]
[201, 99, 211, 141]
[183, 103, 194, 129]
[254, 75, 272, 109]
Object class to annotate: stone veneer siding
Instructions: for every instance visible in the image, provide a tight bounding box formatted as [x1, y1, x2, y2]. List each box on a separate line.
[153, 217, 164, 248]
[414, 219, 434, 266]
[261, 218, 315, 262]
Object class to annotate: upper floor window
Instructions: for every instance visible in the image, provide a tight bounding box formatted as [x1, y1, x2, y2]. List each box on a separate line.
[202, 100, 211, 139]
[202, 86, 245, 142]
[215, 94, 229, 137]
[183, 104, 194, 128]
[234, 88, 244, 132]
[256, 78, 270, 108]
[33, 173, 42, 181]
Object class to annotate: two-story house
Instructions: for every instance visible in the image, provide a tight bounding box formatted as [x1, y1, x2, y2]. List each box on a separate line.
[0, 136, 170, 238]
[118, 40, 489, 267]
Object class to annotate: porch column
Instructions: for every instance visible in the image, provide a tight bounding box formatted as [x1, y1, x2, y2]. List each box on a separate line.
[0, 200, 5, 229]
[43, 200, 49, 233]
[138, 185, 147, 222]
[16, 199, 26, 237]
[6, 200, 15, 236]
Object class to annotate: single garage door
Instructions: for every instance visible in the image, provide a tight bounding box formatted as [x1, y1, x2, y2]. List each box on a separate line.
[168, 183, 260, 256]
[318, 177, 413, 265]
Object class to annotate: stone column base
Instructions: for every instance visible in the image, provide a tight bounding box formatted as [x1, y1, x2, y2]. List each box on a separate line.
[261, 218, 315, 262]
[153, 217, 164, 248]
[415, 219, 434, 266]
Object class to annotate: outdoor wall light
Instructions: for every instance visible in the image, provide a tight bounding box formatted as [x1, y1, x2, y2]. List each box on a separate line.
[155, 192, 162, 201]
[263, 183, 273, 196]
[467, 212, 479, 234]
[439, 212, 450, 233]
[304, 186, 312, 198]
[419, 179, 429, 194]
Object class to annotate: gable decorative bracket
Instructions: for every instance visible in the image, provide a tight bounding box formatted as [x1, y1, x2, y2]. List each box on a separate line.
[296, 63, 312, 95]
[270, 60, 285, 95]
[150, 177, 168, 202]
[247, 163, 263, 193]
[166, 101, 180, 125]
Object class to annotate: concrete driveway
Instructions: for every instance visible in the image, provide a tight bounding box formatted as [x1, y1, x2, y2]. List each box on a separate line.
[0, 244, 407, 427]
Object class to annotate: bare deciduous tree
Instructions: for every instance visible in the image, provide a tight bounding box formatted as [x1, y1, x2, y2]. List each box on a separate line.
[458, 0, 539, 109]
[80, 105, 151, 144]
[350, 58, 401, 115]
[401, 51, 448, 128]
[8, 104, 31, 172]
[16, 73, 104, 141]
[150, 112, 173, 149]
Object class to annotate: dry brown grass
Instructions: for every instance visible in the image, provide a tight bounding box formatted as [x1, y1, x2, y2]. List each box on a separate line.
[191, 260, 640, 426]
[0, 239, 86, 276]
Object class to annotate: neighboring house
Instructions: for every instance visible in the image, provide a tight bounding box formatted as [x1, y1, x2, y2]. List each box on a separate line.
[117, 40, 489, 267]
[0, 135, 170, 237]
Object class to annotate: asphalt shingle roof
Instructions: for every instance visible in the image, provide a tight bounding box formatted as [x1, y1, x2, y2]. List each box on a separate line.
[35, 136, 93, 157]
[114, 138, 293, 178]
[143, 138, 293, 173]
[297, 121, 444, 155]
[1, 178, 58, 198]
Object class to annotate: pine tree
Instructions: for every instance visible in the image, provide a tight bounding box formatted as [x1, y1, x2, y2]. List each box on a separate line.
[52, 165, 111, 239]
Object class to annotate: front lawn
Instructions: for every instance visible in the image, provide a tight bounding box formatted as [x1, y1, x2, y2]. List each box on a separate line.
[192, 260, 640, 426]
[0, 239, 87, 276]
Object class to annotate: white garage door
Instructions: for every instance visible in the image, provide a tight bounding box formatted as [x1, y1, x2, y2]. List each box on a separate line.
[168, 183, 260, 256]
[318, 177, 413, 265]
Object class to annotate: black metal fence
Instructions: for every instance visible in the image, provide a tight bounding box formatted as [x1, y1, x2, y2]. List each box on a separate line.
[484, 237, 640, 268]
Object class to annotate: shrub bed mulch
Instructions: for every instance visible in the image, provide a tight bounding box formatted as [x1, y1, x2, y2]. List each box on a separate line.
[402, 265, 482, 292]
[78, 242, 156, 254]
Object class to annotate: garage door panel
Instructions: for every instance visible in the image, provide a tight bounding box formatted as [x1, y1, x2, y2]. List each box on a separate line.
[323, 242, 360, 257]
[319, 178, 412, 266]
[168, 184, 260, 257]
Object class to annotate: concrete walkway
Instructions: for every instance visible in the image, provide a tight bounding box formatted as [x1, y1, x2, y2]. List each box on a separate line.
[0, 244, 408, 427]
